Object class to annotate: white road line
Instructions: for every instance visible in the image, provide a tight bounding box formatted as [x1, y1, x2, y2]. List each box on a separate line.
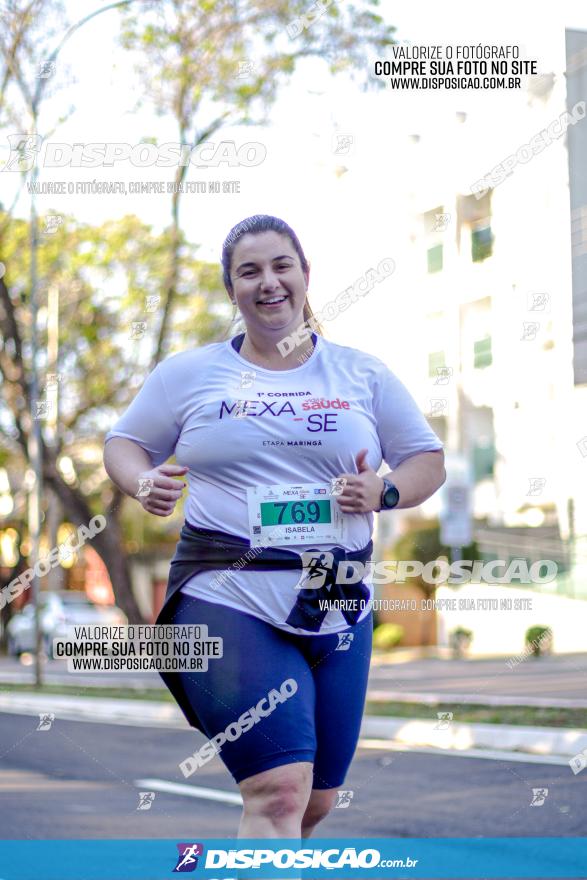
[134, 778, 243, 805]
[357, 738, 573, 766]
[138, 745, 571, 812]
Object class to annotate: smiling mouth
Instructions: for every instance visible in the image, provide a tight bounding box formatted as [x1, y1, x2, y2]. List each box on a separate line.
[257, 295, 288, 307]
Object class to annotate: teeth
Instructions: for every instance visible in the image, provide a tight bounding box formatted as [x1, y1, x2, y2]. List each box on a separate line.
[261, 296, 286, 304]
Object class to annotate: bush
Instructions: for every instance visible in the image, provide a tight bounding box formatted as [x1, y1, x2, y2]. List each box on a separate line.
[373, 622, 404, 650]
[450, 626, 473, 644]
[449, 626, 473, 657]
[525, 625, 553, 656]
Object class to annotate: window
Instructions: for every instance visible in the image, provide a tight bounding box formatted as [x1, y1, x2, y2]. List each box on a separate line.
[473, 336, 492, 368]
[427, 244, 443, 273]
[456, 193, 493, 261]
[428, 350, 446, 377]
[473, 439, 495, 481]
[423, 206, 445, 274]
[467, 407, 495, 482]
[471, 223, 493, 262]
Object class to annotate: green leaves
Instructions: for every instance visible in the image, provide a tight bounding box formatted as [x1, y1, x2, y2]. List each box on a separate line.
[0, 210, 230, 444]
[116, 0, 396, 134]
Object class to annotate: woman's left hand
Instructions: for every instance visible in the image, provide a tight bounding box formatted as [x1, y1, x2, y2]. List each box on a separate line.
[334, 449, 384, 514]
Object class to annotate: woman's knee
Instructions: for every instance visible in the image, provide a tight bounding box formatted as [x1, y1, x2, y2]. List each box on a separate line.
[301, 788, 338, 831]
[240, 762, 313, 822]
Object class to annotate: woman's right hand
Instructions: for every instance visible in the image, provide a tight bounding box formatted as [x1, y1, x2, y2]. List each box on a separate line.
[135, 464, 188, 517]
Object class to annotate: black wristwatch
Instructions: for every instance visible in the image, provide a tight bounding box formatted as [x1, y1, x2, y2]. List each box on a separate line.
[380, 478, 400, 510]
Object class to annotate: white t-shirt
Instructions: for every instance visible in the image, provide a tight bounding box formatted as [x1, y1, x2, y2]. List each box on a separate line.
[105, 334, 443, 634]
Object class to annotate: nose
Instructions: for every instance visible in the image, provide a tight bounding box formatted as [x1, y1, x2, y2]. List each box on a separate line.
[259, 267, 279, 292]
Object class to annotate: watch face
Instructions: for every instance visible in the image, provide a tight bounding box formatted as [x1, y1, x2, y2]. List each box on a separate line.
[383, 484, 400, 508]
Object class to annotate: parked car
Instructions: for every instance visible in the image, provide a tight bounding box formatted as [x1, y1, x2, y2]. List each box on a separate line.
[6, 591, 128, 658]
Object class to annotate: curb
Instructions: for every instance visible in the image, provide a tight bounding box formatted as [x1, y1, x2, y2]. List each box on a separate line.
[366, 690, 587, 709]
[0, 693, 186, 729]
[1, 692, 586, 759]
[360, 716, 587, 759]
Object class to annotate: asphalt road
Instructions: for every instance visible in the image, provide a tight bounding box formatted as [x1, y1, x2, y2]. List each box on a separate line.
[0, 711, 583, 839]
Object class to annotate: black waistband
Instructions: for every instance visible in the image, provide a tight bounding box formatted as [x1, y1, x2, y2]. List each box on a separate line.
[178, 519, 372, 568]
[164, 521, 373, 632]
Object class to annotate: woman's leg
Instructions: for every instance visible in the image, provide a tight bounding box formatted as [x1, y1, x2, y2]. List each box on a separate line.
[300, 611, 374, 837]
[166, 593, 320, 835]
[301, 788, 339, 838]
[238, 761, 314, 837]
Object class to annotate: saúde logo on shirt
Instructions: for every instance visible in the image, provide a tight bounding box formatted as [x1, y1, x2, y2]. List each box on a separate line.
[218, 392, 350, 432]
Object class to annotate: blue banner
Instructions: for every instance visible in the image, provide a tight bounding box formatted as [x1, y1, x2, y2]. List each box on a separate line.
[0, 838, 585, 879]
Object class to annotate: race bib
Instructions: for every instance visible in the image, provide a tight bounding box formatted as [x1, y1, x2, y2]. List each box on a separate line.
[246, 482, 345, 547]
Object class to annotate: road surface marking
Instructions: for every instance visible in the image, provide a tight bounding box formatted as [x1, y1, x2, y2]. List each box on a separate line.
[357, 738, 572, 765]
[134, 778, 242, 805]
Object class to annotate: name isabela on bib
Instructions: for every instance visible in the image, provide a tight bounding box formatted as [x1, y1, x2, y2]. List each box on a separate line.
[246, 483, 345, 547]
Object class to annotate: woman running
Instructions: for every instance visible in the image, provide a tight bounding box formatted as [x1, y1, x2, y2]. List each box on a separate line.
[103, 214, 445, 840]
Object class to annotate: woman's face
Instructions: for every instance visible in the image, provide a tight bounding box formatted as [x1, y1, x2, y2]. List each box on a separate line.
[228, 231, 309, 336]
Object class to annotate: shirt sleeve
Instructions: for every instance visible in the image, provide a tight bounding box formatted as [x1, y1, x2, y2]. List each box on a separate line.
[372, 362, 444, 470]
[104, 364, 180, 467]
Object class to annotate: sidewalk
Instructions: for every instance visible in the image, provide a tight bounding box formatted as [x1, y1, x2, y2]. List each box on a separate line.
[1, 691, 585, 761]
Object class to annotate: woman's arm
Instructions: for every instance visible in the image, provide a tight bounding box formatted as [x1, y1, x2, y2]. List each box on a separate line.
[335, 448, 445, 514]
[335, 360, 446, 514]
[382, 448, 445, 509]
[103, 437, 187, 516]
[103, 437, 154, 497]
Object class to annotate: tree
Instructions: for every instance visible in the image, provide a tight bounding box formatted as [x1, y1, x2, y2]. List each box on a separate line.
[0, 210, 229, 621]
[0, 0, 396, 622]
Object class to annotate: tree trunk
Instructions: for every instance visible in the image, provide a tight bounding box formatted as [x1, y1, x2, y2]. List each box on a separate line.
[44, 464, 146, 624]
[91, 510, 146, 624]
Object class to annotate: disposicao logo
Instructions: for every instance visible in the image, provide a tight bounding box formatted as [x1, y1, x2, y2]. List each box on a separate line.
[173, 842, 204, 872]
